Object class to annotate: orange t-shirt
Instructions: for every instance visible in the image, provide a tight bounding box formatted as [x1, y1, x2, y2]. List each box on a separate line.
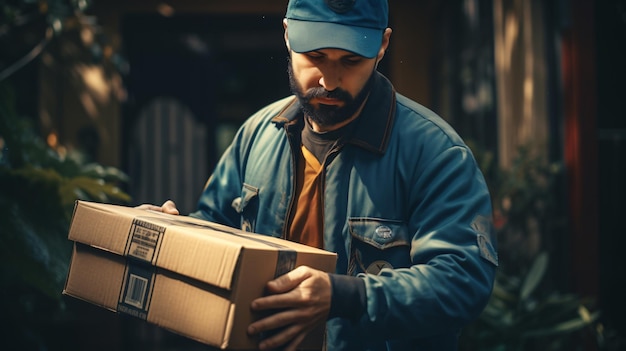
[287, 145, 324, 249]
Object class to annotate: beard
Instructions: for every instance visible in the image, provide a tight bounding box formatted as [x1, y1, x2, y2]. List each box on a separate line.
[287, 57, 375, 127]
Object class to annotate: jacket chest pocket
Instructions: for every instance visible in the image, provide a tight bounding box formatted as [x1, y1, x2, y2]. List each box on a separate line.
[231, 183, 259, 232]
[347, 218, 412, 276]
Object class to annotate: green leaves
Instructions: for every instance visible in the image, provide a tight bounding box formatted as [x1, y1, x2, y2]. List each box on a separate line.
[459, 142, 600, 350]
[519, 251, 548, 302]
[0, 79, 130, 345]
[61, 174, 130, 206]
[460, 252, 601, 350]
[0, 1, 129, 347]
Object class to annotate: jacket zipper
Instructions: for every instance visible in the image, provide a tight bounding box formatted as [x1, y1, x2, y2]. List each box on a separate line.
[281, 123, 301, 240]
[317, 142, 343, 247]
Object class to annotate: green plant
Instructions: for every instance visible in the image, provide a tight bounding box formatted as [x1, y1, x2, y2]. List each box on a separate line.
[494, 145, 565, 275]
[0, 81, 130, 348]
[460, 252, 601, 351]
[460, 143, 603, 350]
[1, 1, 133, 348]
[468, 142, 565, 275]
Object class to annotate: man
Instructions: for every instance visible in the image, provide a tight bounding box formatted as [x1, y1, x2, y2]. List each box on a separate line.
[143, 0, 498, 350]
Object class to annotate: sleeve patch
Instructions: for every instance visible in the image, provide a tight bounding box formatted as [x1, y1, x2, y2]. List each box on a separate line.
[471, 215, 498, 266]
[477, 234, 498, 266]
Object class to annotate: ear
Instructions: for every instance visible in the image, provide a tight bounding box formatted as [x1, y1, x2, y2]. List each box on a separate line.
[283, 19, 291, 51]
[376, 28, 393, 64]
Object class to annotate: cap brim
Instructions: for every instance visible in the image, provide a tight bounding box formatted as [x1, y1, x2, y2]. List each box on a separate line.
[287, 19, 382, 59]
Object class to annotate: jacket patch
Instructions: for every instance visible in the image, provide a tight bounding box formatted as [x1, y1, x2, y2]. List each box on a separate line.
[375, 225, 393, 240]
[366, 260, 393, 275]
[471, 215, 498, 266]
[477, 234, 498, 266]
[348, 218, 409, 250]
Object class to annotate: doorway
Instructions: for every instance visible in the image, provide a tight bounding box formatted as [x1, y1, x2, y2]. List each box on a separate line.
[122, 13, 290, 215]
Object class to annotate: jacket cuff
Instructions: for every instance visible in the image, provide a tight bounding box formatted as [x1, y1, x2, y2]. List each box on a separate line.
[328, 273, 366, 322]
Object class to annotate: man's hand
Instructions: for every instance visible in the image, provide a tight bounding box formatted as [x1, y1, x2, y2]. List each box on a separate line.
[135, 200, 180, 215]
[248, 266, 332, 351]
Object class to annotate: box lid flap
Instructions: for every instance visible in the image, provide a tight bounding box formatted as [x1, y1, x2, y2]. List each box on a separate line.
[68, 201, 274, 290]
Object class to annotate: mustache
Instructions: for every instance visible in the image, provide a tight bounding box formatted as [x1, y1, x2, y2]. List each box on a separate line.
[303, 87, 353, 103]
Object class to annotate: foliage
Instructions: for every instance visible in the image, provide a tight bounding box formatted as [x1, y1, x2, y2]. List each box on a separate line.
[459, 143, 604, 350]
[468, 142, 565, 275]
[491, 145, 564, 275]
[1, 0, 126, 82]
[460, 252, 601, 351]
[0, 80, 130, 348]
[1, 0, 89, 78]
[0, 1, 132, 348]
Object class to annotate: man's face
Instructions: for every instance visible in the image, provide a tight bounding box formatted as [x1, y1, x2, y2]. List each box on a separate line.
[287, 48, 378, 127]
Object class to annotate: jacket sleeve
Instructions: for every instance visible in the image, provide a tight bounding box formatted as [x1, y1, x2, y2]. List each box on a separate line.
[357, 145, 498, 340]
[189, 97, 293, 231]
[189, 125, 246, 227]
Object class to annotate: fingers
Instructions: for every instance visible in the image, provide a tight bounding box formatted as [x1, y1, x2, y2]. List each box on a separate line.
[257, 322, 308, 351]
[134, 204, 163, 211]
[284, 331, 307, 351]
[252, 266, 331, 312]
[135, 200, 179, 215]
[248, 267, 332, 350]
[249, 308, 317, 351]
[161, 200, 180, 215]
[265, 265, 313, 294]
[251, 267, 315, 312]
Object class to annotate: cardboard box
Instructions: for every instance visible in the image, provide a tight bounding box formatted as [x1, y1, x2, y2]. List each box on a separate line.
[63, 200, 337, 349]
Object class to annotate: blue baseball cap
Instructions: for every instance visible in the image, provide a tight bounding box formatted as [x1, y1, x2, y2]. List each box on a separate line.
[285, 0, 389, 59]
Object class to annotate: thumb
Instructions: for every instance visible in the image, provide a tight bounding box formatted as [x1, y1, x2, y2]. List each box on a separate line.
[266, 265, 311, 293]
[161, 200, 180, 215]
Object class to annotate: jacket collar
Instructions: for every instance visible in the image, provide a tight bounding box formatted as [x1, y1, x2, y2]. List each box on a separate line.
[271, 72, 396, 155]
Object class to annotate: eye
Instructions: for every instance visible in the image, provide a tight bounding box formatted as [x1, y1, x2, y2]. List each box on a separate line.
[342, 56, 363, 66]
[305, 52, 325, 62]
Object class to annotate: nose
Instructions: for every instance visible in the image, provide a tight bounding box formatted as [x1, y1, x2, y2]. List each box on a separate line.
[318, 64, 341, 91]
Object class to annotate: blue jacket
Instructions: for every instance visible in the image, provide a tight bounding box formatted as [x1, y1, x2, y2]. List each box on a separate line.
[192, 73, 498, 350]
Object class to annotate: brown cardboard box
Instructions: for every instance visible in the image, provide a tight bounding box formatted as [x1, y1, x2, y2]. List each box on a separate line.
[63, 200, 337, 350]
